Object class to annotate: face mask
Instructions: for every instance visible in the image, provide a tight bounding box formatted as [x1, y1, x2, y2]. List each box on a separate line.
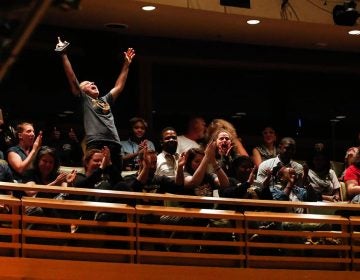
[163, 141, 177, 155]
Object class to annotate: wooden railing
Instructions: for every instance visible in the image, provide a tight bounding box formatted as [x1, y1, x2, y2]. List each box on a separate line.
[0, 182, 360, 273]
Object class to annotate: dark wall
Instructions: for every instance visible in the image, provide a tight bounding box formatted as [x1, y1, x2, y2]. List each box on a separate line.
[1, 24, 359, 161]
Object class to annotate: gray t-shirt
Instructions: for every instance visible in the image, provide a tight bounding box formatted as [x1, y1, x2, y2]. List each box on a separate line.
[81, 92, 121, 145]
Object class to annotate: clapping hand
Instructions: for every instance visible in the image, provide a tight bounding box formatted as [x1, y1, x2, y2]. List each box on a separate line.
[138, 140, 148, 154]
[66, 170, 77, 186]
[177, 152, 187, 169]
[100, 146, 112, 168]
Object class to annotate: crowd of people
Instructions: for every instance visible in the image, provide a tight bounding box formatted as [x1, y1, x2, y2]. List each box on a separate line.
[0, 38, 359, 250]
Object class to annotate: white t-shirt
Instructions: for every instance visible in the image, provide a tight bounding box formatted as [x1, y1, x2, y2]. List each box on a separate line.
[176, 135, 200, 154]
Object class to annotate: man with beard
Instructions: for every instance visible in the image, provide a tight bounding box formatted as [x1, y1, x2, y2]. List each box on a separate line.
[155, 127, 179, 179]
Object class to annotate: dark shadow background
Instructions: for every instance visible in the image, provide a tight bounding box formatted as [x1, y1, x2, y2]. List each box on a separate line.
[1, 25, 359, 161]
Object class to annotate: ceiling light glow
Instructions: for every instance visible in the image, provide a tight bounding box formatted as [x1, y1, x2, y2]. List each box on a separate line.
[142, 5, 156, 11]
[349, 29, 360, 35]
[247, 19, 260, 25]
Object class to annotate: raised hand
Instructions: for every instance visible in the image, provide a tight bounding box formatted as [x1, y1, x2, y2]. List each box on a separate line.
[205, 140, 217, 164]
[302, 162, 309, 187]
[225, 144, 234, 157]
[54, 172, 68, 185]
[141, 146, 150, 169]
[100, 146, 112, 168]
[262, 168, 272, 189]
[124, 48, 135, 64]
[55, 36, 70, 52]
[66, 169, 77, 186]
[33, 131, 43, 152]
[248, 166, 258, 185]
[138, 140, 148, 154]
[177, 152, 186, 169]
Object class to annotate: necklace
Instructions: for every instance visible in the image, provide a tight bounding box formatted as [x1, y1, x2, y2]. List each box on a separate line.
[265, 147, 276, 157]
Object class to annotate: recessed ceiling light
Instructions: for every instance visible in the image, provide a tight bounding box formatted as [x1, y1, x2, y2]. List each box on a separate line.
[315, 42, 328, 47]
[235, 112, 247, 116]
[335, 115, 346, 119]
[330, 119, 340, 122]
[104, 23, 128, 30]
[57, 113, 67, 118]
[63, 110, 74, 114]
[142, 5, 156, 11]
[247, 19, 260, 25]
[348, 29, 360, 35]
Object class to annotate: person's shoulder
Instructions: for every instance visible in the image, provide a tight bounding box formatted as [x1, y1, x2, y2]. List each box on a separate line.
[177, 135, 186, 141]
[260, 157, 277, 166]
[7, 145, 19, 152]
[328, 168, 338, 178]
[7, 145, 25, 157]
[346, 164, 357, 172]
[157, 151, 166, 158]
[147, 140, 156, 150]
[291, 160, 304, 169]
[120, 139, 131, 145]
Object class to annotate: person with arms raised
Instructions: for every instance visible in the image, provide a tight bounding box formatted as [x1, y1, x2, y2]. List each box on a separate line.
[55, 37, 135, 171]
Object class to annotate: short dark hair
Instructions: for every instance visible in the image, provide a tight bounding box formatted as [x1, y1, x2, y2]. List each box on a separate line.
[129, 117, 148, 129]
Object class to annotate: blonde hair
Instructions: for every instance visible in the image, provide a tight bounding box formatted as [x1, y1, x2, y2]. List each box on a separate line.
[79, 81, 92, 91]
[206, 118, 238, 143]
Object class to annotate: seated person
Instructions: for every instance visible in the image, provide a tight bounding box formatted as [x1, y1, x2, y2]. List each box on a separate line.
[122, 147, 185, 202]
[305, 149, 340, 202]
[0, 159, 14, 213]
[21, 146, 76, 217]
[256, 137, 311, 213]
[219, 155, 272, 211]
[7, 122, 42, 183]
[120, 117, 155, 171]
[182, 143, 229, 209]
[44, 126, 83, 167]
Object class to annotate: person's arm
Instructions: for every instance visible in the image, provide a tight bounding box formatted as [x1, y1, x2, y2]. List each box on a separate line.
[322, 170, 341, 202]
[281, 167, 296, 196]
[122, 140, 147, 162]
[109, 48, 135, 100]
[233, 137, 249, 156]
[7, 132, 42, 175]
[136, 147, 150, 185]
[175, 152, 185, 186]
[252, 147, 262, 167]
[213, 162, 230, 188]
[56, 37, 81, 96]
[184, 143, 212, 188]
[322, 189, 340, 202]
[345, 179, 360, 198]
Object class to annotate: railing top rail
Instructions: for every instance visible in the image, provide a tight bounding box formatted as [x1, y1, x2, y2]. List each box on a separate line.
[0, 182, 359, 212]
[21, 196, 136, 213]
